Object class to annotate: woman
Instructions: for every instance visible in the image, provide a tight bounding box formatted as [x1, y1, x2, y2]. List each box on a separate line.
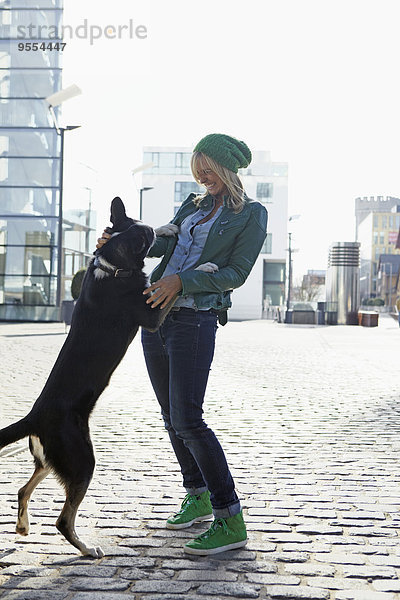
[98, 134, 268, 555]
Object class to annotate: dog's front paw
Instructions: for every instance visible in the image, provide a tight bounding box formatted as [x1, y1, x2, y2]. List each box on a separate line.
[155, 223, 179, 237]
[195, 262, 219, 273]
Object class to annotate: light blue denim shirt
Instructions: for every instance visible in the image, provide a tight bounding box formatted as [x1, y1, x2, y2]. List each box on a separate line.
[163, 201, 223, 309]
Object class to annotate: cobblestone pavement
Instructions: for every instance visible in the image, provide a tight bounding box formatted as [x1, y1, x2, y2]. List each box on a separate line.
[1, 315, 400, 600]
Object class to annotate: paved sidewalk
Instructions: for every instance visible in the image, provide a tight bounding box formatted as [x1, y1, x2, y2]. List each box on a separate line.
[1, 315, 400, 600]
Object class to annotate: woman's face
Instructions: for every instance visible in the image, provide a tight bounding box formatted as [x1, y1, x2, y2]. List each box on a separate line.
[195, 160, 227, 198]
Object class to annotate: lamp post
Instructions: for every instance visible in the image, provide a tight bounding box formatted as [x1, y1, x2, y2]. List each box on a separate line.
[139, 187, 154, 221]
[83, 186, 93, 254]
[132, 162, 155, 220]
[286, 232, 293, 320]
[285, 214, 301, 323]
[45, 84, 82, 307]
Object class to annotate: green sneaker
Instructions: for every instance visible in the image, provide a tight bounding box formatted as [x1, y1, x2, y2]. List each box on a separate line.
[166, 491, 213, 530]
[184, 510, 248, 555]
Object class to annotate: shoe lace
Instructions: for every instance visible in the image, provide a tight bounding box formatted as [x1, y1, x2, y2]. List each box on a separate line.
[176, 493, 198, 515]
[193, 518, 228, 542]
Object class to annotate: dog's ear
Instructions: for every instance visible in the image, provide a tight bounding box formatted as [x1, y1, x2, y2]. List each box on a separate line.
[110, 197, 127, 225]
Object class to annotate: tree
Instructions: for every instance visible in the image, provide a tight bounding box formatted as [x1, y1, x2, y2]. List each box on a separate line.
[292, 277, 324, 302]
[71, 268, 87, 300]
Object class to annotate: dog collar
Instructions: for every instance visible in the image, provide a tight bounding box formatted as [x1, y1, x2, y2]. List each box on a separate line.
[93, 256, 133, 278]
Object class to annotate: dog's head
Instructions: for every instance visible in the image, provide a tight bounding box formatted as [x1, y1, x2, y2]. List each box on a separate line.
[95, 197, 155, 271]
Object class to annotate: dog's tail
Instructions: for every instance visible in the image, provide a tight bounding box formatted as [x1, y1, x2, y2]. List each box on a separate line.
[0, 417, 31, 451]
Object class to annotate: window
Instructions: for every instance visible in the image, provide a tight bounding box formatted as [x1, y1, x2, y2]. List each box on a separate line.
[143, 152, 159, 167]
[159, 153, 175, 169]
[263, 260, 286, 306]
[0, 217, 58, 306]
[0, 157, 60, 187]
[389, 215, 394, 228]
[0, 69, 62, 99]
[0, 40, 61, 68]
[174, 181, 202, 206]
[0, 188, 59, 216]
[142, 151, 191, 175]
[0, 128, 60, 157]
[373, 231, 378, 245]
[261, 233, 272, 254]
[379, 232, 385, 245]
[263, 283, 285, 306]
[382, 216, 387, 228]
[256, 182, 273, 199]
[373, 215, 379, 228]
[263, 261, 285, 282]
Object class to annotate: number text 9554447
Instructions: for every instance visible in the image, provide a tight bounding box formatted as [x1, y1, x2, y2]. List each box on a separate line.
[18, 42, 66, 52]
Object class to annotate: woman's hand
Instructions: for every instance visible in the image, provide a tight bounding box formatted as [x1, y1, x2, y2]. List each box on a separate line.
[155, 223, 179, 236]
[96, 231, 111, 249]
[143, 274, 182, 309]
[195, 262, 219, 273]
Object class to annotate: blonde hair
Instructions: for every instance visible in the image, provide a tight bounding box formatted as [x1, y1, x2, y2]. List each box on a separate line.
[190, 152, 246, 213]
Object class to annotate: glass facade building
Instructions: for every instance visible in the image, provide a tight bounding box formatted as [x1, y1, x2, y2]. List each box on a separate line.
[0, 0, 94, 320]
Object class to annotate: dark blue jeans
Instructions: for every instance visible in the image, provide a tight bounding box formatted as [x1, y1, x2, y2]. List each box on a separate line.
[141, 308, 240, 518]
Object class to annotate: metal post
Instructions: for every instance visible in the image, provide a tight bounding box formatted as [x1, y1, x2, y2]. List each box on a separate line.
[139, 187, 153, 221]
[54, 125, 80, 307]
[56, 127, 65, 307]
[285, 232, 292, 322]
[84, 186, 92, 254]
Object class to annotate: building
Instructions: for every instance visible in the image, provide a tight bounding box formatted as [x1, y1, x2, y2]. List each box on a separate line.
[357, 202, 400, 300]
[355, 195, 400, 240]
[0, 0, 95, 321]
[376, 255, 400, 309]
[141, 147, 288, 320]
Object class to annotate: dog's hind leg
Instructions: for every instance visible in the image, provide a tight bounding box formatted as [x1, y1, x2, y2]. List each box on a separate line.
[17, 436, 51, 535]
[55, 436, 104, 558]
[17, 461, 51, 535]
[56, 483, 103, 558]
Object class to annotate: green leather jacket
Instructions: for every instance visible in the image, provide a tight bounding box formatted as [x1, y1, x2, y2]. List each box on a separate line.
[148, 193, 268, 324]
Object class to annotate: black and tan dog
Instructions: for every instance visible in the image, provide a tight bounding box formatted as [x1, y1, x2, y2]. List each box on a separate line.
[0, 197, 171, 558]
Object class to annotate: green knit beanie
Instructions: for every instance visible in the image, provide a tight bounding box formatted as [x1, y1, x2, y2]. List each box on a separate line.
[193, 133, 252, 173]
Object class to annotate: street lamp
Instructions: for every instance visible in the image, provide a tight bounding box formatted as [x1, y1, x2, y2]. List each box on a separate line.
[45, 84, 82, 306]
[285, 214, 301, 323]
[45, 84, 82, 133]
[132, 162, 155, 175]
[83, 186, 93, 254]
[132, 162, 155, 220]
[139, 187, 154, 221]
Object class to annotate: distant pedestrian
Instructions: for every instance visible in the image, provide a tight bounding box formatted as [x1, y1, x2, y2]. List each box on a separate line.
[396, 298, 400, 327]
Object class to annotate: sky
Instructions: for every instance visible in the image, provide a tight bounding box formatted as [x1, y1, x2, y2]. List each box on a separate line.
[59, 0, 400, 279]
